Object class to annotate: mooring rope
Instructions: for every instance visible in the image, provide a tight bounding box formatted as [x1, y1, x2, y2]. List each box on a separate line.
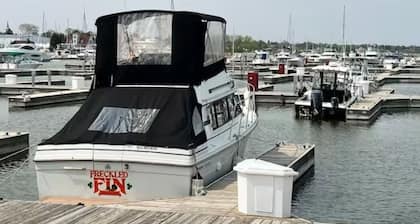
[0, 144, 38, 187]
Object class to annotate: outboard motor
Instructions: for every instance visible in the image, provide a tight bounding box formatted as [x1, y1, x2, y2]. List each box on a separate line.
[331, 96, 339, 115]
[310, 90, 323, 119]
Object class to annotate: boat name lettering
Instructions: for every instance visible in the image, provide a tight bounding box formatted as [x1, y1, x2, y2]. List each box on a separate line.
[90, 170, 128, 178]
[88, 169, 132, 196]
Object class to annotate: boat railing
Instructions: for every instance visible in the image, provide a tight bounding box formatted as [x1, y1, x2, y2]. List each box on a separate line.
[235, 80, 256, 129]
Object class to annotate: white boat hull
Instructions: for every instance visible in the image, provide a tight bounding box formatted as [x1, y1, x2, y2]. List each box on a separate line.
[35, 123, 255, 202]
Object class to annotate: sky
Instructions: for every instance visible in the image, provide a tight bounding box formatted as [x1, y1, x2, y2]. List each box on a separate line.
[0, 0, 419, 46]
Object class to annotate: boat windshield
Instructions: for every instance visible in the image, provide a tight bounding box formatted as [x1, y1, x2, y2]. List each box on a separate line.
[256, 53, 267, 60]
[117, 12, 173, 65]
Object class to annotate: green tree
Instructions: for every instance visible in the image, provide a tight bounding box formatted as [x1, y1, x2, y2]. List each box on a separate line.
[49, 32, 66, 50]
[18, 23, 39, 35]
[41, 30, 56, 38]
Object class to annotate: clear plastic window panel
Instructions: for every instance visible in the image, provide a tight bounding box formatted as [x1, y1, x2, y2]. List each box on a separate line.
[203, 21, 225, 66]
[209, 105, 218, 129]
[117, 13, 172, 65]
[192, 107, 204, 136]
[233, 95, 242, 117]
[88, 107, 160, 134]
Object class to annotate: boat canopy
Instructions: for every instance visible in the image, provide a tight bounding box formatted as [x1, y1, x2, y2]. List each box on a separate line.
[94, 10, 226, 87]
[41, 87, 207, 149]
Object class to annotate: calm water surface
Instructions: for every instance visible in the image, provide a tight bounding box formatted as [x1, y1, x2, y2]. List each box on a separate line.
[0, 79, 420, 223]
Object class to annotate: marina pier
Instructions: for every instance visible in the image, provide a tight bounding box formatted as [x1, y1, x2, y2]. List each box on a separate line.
[0, 143, 315, 223]
[3, 1, 420, 222]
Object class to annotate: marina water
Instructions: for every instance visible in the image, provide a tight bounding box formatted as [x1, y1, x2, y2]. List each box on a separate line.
[0, 83, 420, 223]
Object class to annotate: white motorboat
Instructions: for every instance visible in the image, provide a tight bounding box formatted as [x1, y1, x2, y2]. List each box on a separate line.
[251, 50, 275, 66]
[303, 52, 321, 65]
[34, 10, 257, 202]
[364, 47, 381, 66]
[0, 40, 49, 62]
[382, 53, 400, 69]
[276, 49, 291, 64]
[295, 64, 355, 120]
[319, 48, 338, 64]
[0, 57, 43, 70]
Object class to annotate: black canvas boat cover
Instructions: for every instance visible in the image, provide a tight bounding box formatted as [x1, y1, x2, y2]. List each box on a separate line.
[94, 10, 226, 87]
[41, 87, 207, 149]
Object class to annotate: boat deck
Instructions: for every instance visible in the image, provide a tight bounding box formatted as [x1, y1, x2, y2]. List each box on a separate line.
[1, 143, 314, 223]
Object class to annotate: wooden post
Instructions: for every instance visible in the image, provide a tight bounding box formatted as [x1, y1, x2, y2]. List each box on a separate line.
[47, 70, 52, 86]
[31, 70, 36, 87]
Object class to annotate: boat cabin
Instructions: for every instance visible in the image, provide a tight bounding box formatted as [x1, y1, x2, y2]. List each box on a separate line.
[311, 65, 351, 104]
[41, 10, 229, 150]
[94, 10, 226, 87]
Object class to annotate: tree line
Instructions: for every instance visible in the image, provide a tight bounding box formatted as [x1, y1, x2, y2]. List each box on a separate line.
[226, 35, 420, 54]
[1, 23, 95, 51]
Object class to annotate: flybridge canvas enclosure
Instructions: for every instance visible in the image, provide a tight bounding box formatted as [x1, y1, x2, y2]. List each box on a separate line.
[95, 10, 226, 87]
[41, 87, 206, 149]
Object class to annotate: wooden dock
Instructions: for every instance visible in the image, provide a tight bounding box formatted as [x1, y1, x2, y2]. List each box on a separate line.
[0, 84, 69, 96]
[0, 200, 311, 224]
[255, 91, 299, 105]
[0, 69, 93, 78]
[0, 143, 314, 223]
[347, 89, 420, 122]
[0, 131, 29, 156]
[8, 89, 89, 108]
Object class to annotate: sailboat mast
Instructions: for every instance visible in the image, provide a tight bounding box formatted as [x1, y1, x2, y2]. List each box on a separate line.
[287, 13, 292, 48]
[171, 0, 175, 10]
[82, 9, 88, 32]
[342, 5, 346, 61]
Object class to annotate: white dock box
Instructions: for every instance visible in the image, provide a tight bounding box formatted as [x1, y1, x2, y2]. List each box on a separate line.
[234, 159, 298, 218]
[71, 76, 85, 89]
[5, 74, 17, 85]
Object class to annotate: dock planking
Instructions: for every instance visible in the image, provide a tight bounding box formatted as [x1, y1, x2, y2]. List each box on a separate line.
[1, 143, 314, 223]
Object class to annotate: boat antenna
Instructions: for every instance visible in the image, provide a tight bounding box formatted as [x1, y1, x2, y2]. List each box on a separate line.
[170, 0, 175, 10]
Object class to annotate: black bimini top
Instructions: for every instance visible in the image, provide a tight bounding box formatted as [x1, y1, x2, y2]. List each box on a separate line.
[94, 10, 227, 87]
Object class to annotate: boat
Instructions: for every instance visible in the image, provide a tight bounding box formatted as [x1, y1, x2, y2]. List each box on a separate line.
[319, 48, 338, 64]
[0, 57, 43, 70]
[287, 56, 304, 72]
[251, 50, 275, 66]
[275, 49, 291, 64]
[364, 47, 381, 66]
[0, 131, 29, 156]
[34, 10, 257, 202]
[295, 64, 356, 120]
[303, 52, 321, 65]
[382, 53, 400, 69]
[0, 39, 49, 62]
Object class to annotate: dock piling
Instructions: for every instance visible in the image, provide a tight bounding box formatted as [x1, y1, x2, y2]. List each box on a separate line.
[31, 70, 36, 87]
[47, 70, 52, 86]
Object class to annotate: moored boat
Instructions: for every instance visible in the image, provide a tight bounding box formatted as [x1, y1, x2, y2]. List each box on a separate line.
[34, 10, 257, 202]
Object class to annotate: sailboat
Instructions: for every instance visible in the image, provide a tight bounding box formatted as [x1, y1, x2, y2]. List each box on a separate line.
[34, 10, 257, 202]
